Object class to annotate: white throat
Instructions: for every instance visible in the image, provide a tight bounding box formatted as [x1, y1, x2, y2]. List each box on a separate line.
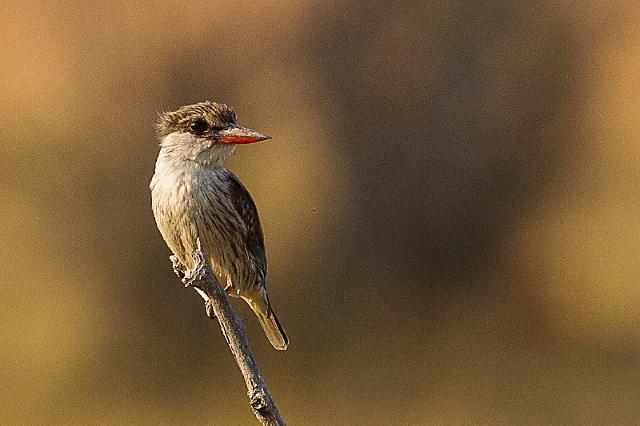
[159, 132, 236, 166]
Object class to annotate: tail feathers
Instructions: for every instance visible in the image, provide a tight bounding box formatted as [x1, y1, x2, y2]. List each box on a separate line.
[246, 294, 289, 350]
[256, 309, 289, 350]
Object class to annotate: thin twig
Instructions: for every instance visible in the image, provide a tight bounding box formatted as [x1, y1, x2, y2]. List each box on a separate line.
[171, 239, 286, 426]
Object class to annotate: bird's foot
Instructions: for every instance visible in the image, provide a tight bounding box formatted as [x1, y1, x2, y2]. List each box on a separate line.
[224, 283, 238, 296]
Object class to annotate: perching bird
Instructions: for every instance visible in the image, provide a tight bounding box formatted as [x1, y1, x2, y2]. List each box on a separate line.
[150, 101, 289, 350]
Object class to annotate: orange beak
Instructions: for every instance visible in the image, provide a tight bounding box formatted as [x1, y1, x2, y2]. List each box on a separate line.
[217, 124, 271, 144]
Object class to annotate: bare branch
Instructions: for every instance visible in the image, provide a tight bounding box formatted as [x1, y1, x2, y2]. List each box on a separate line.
[171, 239, 286, 426]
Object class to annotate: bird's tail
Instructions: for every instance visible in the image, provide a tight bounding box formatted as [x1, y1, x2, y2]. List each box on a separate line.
[245, 292, 289, 351]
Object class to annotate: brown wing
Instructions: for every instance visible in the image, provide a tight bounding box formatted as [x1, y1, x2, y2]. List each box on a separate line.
[224, 171, 267, 280]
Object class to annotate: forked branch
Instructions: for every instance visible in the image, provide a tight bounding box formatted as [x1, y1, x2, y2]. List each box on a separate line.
[171, 239, 285, 426]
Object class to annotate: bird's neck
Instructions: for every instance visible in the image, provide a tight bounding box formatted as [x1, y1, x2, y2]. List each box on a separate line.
[155, 150, 229, 178]
[158, 132, 236, 166]
[151, 149, 231, 197]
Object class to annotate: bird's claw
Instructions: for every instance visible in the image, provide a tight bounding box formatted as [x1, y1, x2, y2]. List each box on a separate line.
[224, 283, 238, 296]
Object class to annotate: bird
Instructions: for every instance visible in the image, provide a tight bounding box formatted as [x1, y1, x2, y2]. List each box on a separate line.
[150, 101, 289, 350]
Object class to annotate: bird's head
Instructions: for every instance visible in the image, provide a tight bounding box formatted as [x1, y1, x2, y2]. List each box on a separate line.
[156, 101, 270, 165]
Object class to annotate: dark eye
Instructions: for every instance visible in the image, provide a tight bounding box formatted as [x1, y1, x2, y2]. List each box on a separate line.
[189, 119, 208, 134]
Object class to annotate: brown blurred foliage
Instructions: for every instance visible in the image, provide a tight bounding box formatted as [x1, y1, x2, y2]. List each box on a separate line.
[3, 1, 640, 424]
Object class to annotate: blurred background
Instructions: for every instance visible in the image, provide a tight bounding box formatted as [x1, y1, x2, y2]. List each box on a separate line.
[3, 1, 640, 424]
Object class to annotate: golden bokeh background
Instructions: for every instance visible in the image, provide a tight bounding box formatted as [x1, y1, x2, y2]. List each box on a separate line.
[3, 1, 640, 424]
